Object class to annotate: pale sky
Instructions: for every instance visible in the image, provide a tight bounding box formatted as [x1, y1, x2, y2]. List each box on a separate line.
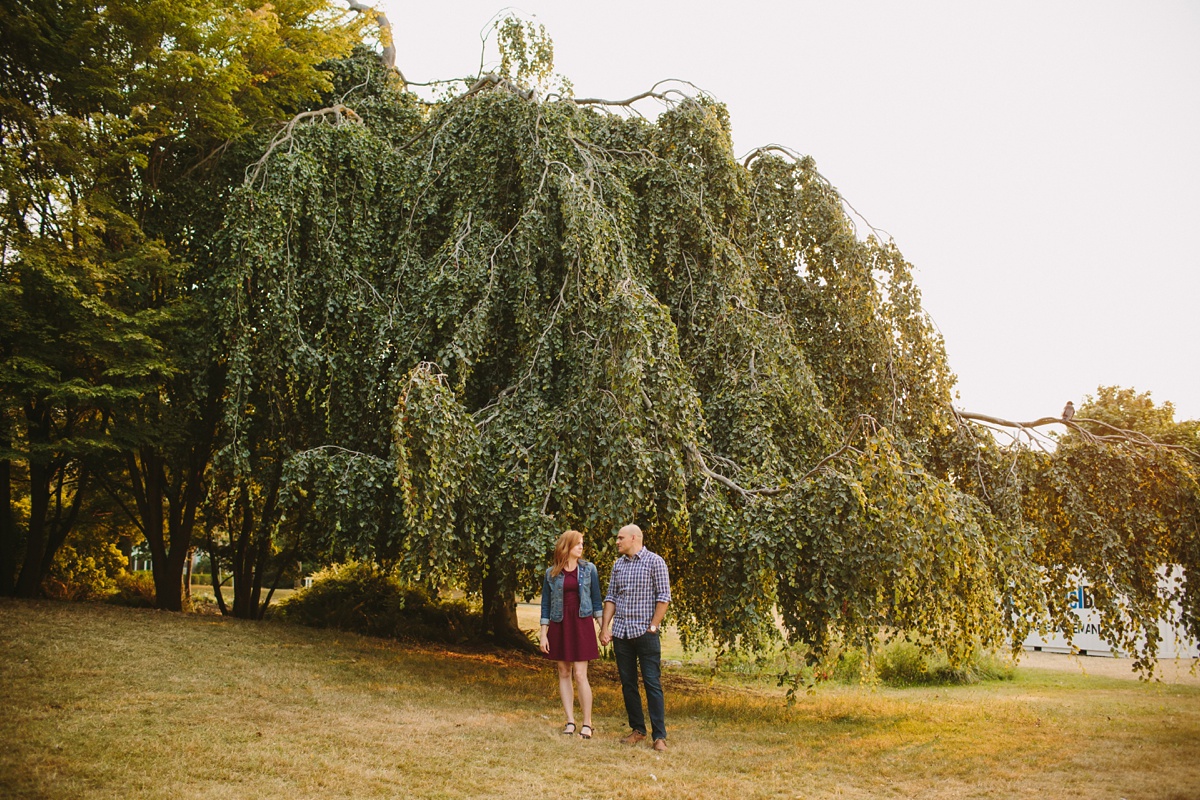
[382, 0, 1200, 423]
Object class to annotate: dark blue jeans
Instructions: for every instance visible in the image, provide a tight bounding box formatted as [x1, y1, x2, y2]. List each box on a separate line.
[613, 632, 666, 741]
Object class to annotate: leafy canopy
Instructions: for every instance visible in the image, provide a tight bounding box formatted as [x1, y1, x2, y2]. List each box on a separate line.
[216, 36, 1026, 661]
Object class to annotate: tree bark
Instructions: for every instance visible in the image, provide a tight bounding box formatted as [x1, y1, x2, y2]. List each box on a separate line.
[183, 546, 194, 601]
[207, 526, 229, 615]
[128, 449, 184, 611]
[129, 432, 214, 612]
[38, 466, 88, 577]
[15, 401, 51, 597]
[481, 542, 536, 651]
[230, 486, 255, 619]
[15, 460, 48, 597]
[0, 449, 16, 596]
[229, 465, 282, 620]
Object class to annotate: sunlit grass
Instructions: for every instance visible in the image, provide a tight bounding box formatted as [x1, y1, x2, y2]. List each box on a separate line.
[3, 598, 1199, 799]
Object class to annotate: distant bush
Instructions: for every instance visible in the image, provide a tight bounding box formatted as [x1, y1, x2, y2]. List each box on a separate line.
[107, 571, 157, 608]
[830, 645, 868, 683]
[44, 540, 126, 601]
[184, 590, 220, 615]
[278, 562, 482, 644]
[873, 639, 1015, 686]
[768, 638, 1016, 690]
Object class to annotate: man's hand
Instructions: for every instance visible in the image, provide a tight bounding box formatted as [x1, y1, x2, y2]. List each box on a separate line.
[600, 601, 615, 647]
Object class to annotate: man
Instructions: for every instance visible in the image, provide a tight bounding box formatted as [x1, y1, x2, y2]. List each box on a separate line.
[600, 523, 671, 751]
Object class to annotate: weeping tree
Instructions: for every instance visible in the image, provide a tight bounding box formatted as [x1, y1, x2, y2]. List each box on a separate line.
[212, 19, 1198, 665]
[957, 389, 1200, 674]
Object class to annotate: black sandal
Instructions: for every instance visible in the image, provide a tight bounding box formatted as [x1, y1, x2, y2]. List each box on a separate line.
[579, 724, 593, 739]
[561, 722, 577, 736]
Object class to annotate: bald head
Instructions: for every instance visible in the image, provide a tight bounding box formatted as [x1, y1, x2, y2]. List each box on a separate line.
[616, 524, 643, 557]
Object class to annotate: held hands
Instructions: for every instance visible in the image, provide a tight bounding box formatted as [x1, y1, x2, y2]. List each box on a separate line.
[599, 627, 612, 647]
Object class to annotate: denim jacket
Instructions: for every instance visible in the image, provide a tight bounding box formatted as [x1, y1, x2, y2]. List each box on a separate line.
[540, 559, 603, 625]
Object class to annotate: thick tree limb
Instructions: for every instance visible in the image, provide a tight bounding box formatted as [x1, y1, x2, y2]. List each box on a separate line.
[541, 450, 559, 515]
[687, 443, 786, 497]
[955, 409, 1200, 460]
[742, 143, 804, 169]
[566, 79, 704, 109]
[463, 72, 539, 101]
[346, 1, 402, 80]
[571, 89, 669, 106]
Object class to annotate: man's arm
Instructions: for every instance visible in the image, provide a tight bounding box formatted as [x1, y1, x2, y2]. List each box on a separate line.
[649, 554, 670, 632]
[649, 600, 668, 632]
[600, 600, 615, 646]
[600, 562, 618, 645]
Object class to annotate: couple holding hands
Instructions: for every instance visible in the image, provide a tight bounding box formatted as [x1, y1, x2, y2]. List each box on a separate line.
[538, 524, 671, 751]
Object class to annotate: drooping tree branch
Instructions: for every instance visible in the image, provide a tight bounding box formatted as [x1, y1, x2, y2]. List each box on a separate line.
[686, 415, 876, 498]
[244, 105, 362, 188]
[741, 143, 894, 242]
[955, 409, 1200, 459]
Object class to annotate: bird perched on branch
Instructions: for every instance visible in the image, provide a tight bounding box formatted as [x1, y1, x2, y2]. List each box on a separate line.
[1062, 401, 1075, 422]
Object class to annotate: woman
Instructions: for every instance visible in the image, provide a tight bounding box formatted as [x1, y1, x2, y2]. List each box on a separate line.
[539, 529, 603, 738]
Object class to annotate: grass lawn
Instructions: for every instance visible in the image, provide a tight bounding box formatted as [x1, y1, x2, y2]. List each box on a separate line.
[2, 598, 1198, 799]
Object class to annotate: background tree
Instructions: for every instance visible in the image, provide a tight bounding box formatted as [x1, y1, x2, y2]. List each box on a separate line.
[953, 387, 1200, 672]
[0, 0, 365, 606]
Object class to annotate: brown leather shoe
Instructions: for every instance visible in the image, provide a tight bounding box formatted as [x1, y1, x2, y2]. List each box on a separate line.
[621, 731, 646, 745]
[652, 738, 667, 751]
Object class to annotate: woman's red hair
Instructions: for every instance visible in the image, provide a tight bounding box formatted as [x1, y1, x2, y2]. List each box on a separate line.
[550, 529, 583, 577]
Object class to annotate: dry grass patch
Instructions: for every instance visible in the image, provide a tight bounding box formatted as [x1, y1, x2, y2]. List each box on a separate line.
[2, 598, 1199, 799]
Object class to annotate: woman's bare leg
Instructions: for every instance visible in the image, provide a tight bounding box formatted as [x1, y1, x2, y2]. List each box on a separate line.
[557, 660, 575, 724]
[573, 661, 593, 727]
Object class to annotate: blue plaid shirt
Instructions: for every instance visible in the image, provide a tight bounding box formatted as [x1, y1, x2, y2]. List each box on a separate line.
[604, 548, 671, 639]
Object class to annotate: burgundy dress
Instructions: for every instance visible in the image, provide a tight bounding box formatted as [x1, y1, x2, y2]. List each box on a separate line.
[546, 567, 600, 662]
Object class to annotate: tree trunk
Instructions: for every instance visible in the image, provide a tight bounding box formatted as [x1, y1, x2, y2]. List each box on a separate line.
[183, 546, 194, 601]
[156, 546, 188, 612]
[249, 534, 268, 618]
[258, 551, 289, 620]
[130, 450, 184, 611]
[481, 543, 536, 651]
[129, 445, 207, 613]
[14, 459, 49, 598]
[14, 401, 51, 597]
[229, 465, 283, 620]
[208, 528, 228, 615]
[38, 466, 88, 577]
[230, 487, 255, 619]
[0, 451, 16, 596]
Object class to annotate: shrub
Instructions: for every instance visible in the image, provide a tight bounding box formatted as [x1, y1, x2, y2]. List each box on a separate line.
[107, 571, 157, 608]
[830, 645, 868, 683]
[44, 540, 125, 601]
[184, 590, 220, 615]
[873, 639, 1016, 686]
[875, 640, 934, 685]
[277, 562, 482, 644]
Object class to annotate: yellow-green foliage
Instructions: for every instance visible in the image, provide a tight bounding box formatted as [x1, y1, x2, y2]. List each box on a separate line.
[278, 562, 482, 644]
[45, 540, 125, 601]
[107, 572, 156, 608]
